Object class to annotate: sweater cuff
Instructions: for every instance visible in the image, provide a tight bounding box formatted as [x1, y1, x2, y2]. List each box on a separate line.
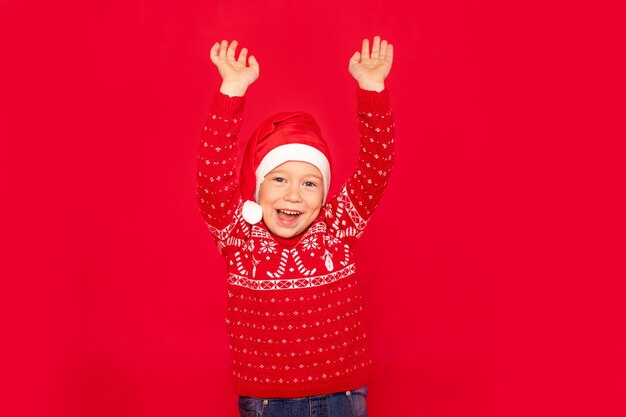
[210, 91, 246, 118]
[356, 87, 390, 114]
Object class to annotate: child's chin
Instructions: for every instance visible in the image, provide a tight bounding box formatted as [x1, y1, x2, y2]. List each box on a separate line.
[272, 227, 301, 239]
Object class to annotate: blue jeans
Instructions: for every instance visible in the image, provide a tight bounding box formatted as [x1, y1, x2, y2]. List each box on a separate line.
[237, 385, 368, 417]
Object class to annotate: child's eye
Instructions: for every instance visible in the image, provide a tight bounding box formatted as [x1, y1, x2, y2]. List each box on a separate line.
[304, 181, 317, 187]
[273, 177, 286, 183]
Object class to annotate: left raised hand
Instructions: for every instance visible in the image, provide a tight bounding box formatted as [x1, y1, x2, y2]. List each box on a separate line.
[348, 35, 394, 92]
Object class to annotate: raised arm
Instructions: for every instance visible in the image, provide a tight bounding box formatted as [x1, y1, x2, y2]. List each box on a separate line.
[197, 40, 259, 234]
[344, 36, 396, 221]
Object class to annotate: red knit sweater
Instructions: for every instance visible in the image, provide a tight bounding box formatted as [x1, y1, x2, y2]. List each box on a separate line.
[197, 88, 395, 398]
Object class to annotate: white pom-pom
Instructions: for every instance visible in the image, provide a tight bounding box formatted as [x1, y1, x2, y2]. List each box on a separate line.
[242, 200, 263, 224]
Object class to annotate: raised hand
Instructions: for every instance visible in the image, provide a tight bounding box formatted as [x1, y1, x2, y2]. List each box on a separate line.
[210, 40, 259, 97]
[348, 36, 394, 92]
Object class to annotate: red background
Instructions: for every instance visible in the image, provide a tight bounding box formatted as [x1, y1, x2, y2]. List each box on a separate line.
[1, 0, 625, 416]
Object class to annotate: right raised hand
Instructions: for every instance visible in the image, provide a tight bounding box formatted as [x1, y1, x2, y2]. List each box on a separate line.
[210, 40, 259, 97]
[348, 36, 393, 92]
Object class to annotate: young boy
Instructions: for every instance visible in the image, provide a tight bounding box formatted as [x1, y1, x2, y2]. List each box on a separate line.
[197, 36, 395, 417]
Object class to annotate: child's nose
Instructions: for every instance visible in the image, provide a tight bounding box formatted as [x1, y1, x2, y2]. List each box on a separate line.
[283, 185, 302, 202]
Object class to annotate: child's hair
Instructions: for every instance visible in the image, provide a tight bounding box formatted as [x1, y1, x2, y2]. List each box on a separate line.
[239, 112, 333, 224]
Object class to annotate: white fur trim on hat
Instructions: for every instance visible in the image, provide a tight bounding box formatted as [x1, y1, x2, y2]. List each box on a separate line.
[254, 143, 331, 203]
[242, 200, 263, 224]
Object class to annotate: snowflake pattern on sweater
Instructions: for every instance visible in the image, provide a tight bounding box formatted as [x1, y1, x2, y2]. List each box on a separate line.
[197, 88, 395, 398]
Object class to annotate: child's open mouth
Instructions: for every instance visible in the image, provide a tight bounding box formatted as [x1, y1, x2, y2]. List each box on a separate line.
[276, 209, 301, 225]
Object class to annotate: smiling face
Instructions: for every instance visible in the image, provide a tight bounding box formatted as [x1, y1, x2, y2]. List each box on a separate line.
[258, 160, 325, 239]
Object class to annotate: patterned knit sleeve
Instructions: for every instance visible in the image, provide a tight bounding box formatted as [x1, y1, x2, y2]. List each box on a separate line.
[196, 92, 246, 242]
[324, 88, 395, 242]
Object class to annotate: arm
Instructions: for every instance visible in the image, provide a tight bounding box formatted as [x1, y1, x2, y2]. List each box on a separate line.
[196, 40, 259, 235]
[345, 36, 396, 220]
[345, 87, 395, 221]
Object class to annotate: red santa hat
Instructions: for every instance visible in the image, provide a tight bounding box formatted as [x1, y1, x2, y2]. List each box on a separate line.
[239, 111, 332, 224]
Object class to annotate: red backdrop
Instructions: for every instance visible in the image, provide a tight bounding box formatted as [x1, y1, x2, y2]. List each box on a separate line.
[2, 0, 625, 416]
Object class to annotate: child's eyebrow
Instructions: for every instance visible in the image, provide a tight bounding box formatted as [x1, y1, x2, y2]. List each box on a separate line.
[268, 170, 323, 180]
[299, 173, 323, 181]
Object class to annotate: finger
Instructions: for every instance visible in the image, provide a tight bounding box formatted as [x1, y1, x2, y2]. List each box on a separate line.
[361, 38, 370, 59]
[384, 43, 394, 66]
[219, 40, 228, 58]
[380, 40, 388, 60]
[348, 51, 361, 68]
[248, 55, 259, 72]
[371, 35, 381, 59]
[227, 40, 238, 60]
[238, 47, 248, 64]
[210, 42, 220, 64]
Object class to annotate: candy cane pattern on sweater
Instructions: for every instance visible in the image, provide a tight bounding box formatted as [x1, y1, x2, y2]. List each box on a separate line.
[291, 248, 316, 276]
[266, 249, 290, 279]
